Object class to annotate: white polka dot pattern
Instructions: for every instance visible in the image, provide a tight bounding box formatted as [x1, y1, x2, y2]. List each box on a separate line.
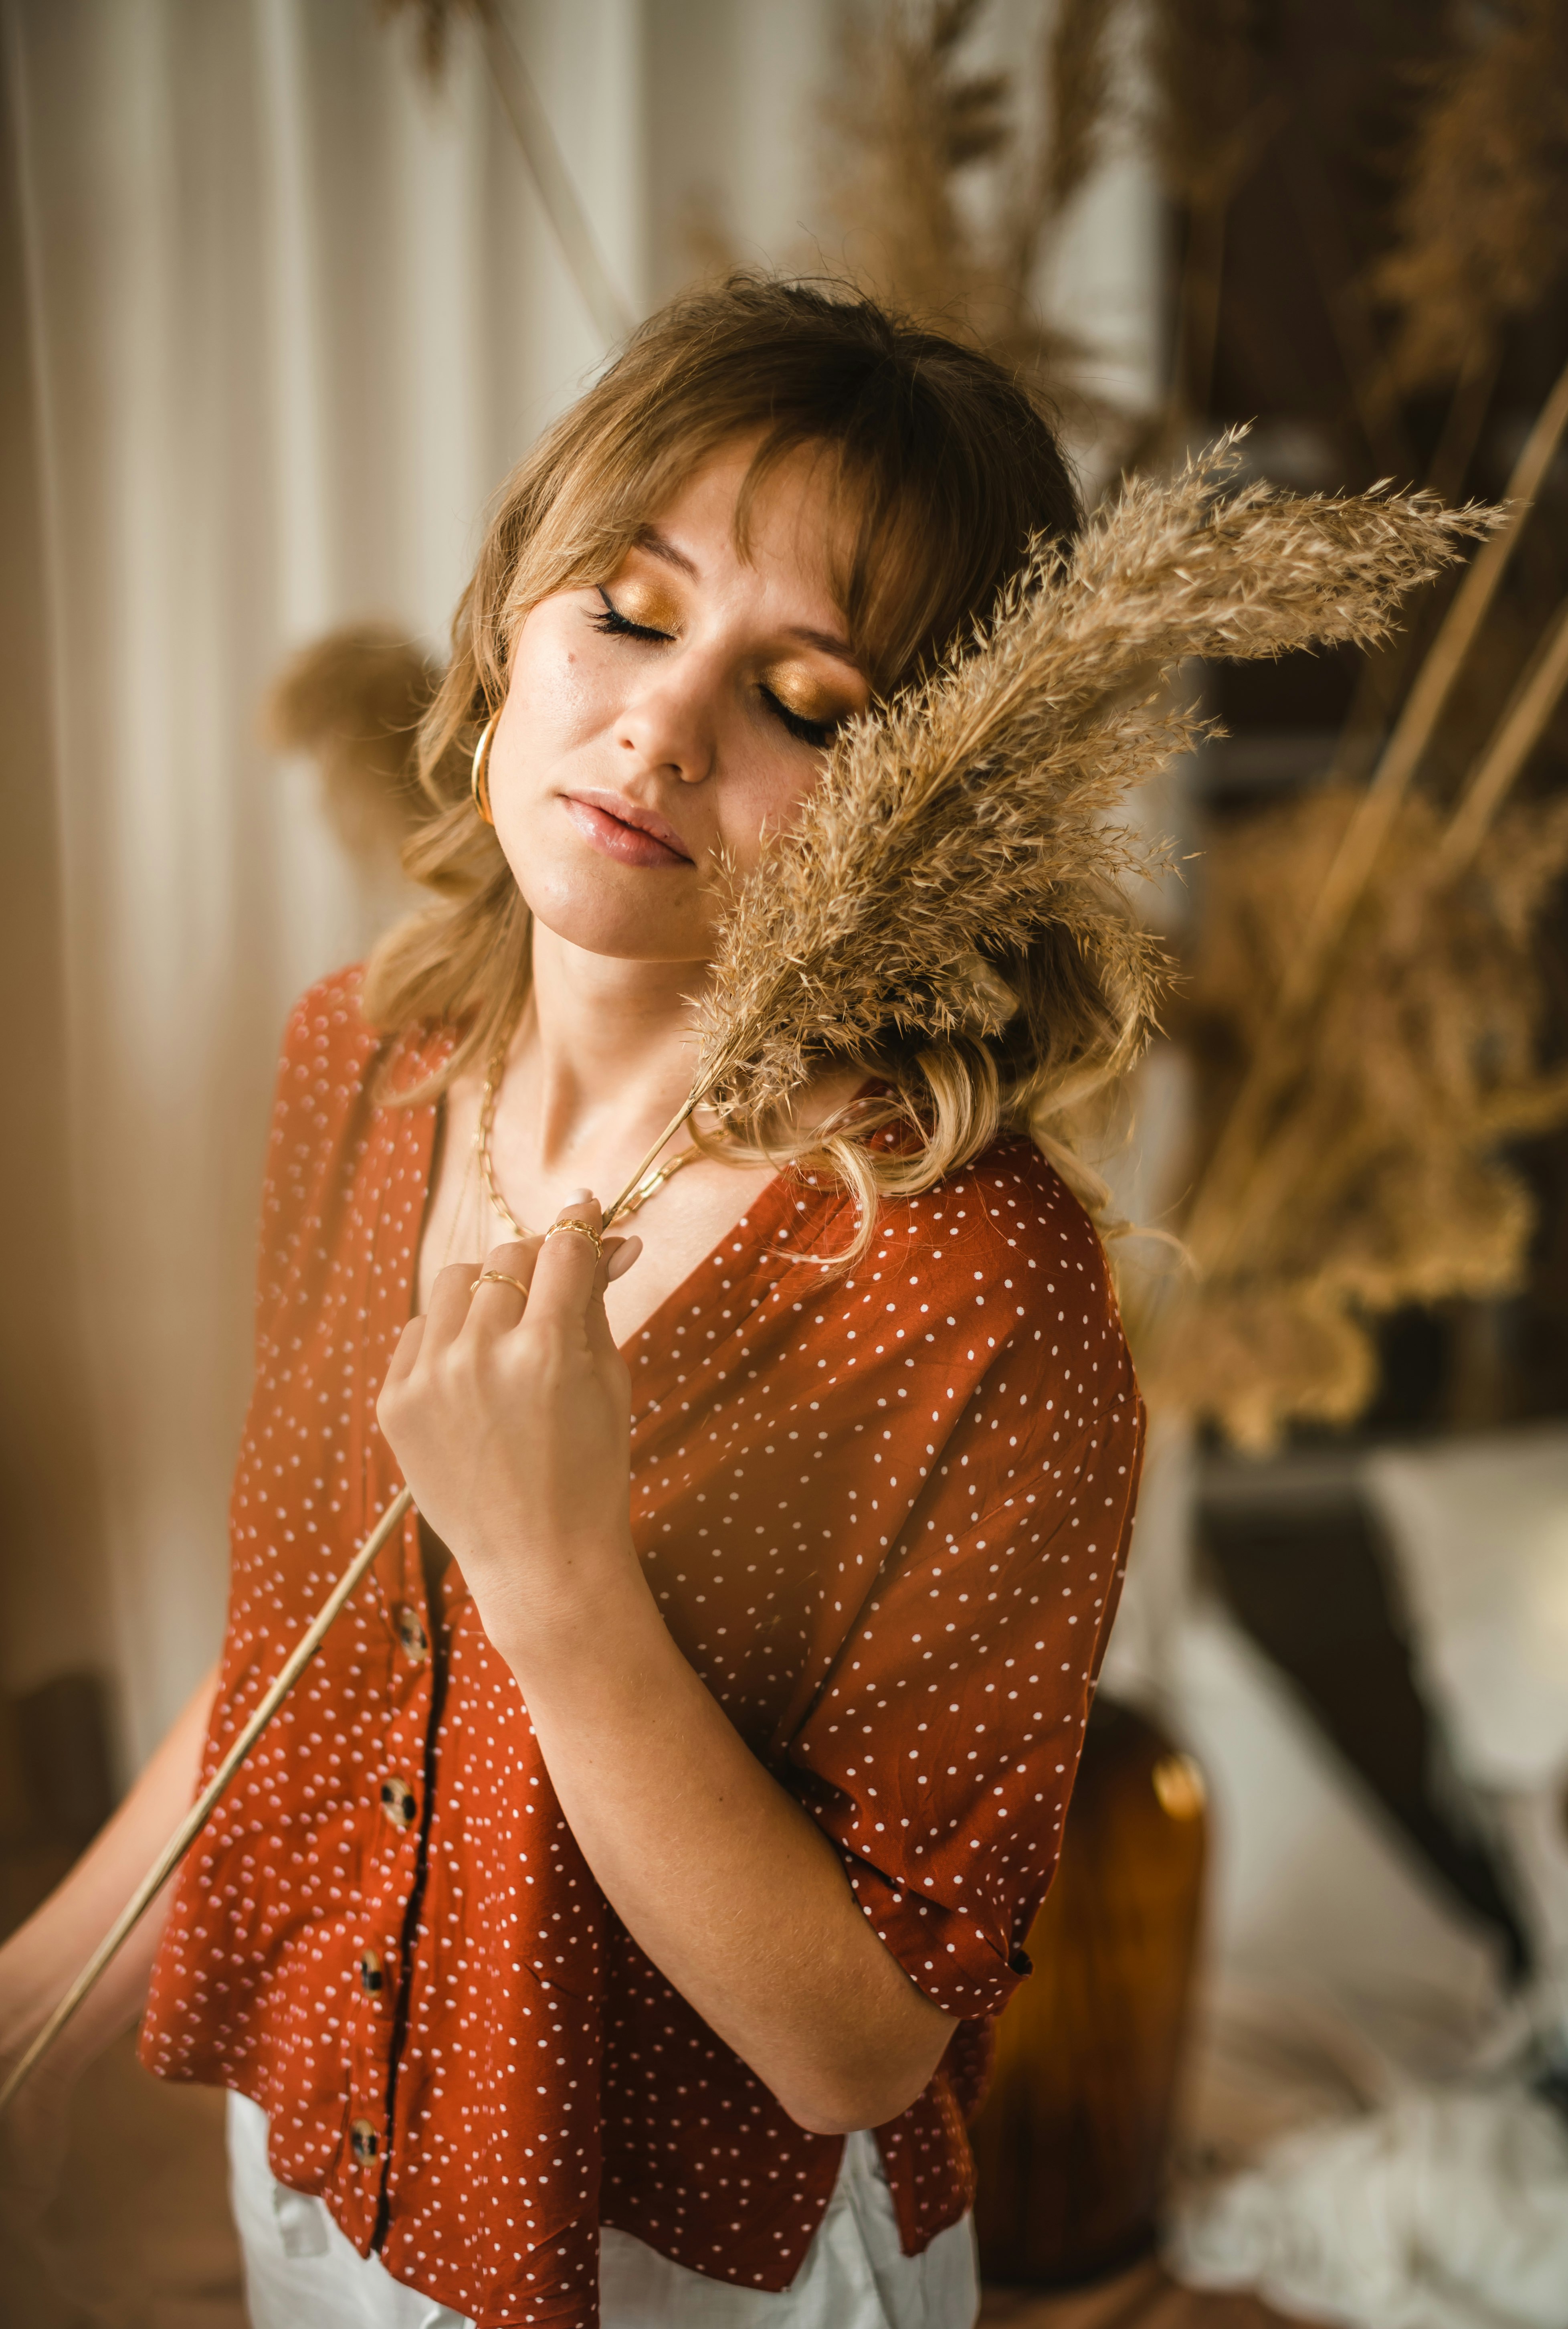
[140, 970, 1144, 2329]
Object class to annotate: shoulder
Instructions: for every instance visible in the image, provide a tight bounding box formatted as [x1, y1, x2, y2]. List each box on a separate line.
[253, 970, 449, 1307]
[271, 965, 450, 1121]
[259, 968, 443, 1239]
[258, 970, 380, 1236]
[887, 1135, 1120, 1337]
[275, 964, 376, 1095]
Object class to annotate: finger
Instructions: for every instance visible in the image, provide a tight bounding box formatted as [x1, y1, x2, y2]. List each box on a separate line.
[467, 1238, 541, 1333]
[526, 1189, 605, 1329]
[424, 1258, 484, 1349]
[604, 1234, 642, 1286]
[586, 1233, 641, 1361]
[382, 1312, 428, 1390]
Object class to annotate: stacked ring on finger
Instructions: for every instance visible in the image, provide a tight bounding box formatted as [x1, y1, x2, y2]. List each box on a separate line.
[544, 1219, 604, 1259]
[470, 1269, 529, 1299]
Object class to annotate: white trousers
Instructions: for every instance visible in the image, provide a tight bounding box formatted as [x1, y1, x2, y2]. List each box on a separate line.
[229, 2092, 979, 2329]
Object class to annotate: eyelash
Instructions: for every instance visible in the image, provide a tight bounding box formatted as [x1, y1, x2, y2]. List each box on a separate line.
[590, 588, 671, 645]
[590, 588, 840, 751]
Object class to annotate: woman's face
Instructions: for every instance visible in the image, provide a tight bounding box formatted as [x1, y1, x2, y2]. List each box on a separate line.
[486, 439, 871, 965]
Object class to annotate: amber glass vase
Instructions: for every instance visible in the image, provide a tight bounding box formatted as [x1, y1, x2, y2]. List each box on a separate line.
[969, 1695, 1207, 2287]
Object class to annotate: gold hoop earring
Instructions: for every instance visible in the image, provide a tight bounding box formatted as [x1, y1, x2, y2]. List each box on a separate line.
[471, 713, 498, 826]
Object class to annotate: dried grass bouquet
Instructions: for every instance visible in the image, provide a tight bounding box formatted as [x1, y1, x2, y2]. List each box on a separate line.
[686, 439, 1492, 1141]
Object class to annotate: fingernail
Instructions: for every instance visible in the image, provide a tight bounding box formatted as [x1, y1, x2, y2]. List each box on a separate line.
[564, 1186, 594, 1206]
[605, 1235, 642, 1282]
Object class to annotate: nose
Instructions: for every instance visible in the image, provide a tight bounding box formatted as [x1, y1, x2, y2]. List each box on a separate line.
[613, 645, 718, 787]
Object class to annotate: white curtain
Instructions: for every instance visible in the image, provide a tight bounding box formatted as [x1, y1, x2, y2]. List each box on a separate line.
[7, 0, 644, 1771]
[3, 0, 1155, 1775]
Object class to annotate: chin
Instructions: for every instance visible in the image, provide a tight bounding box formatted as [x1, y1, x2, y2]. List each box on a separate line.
[512, 846, 713, 966]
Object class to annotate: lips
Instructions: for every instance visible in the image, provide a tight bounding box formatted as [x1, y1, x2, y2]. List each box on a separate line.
[561, 791, 694, 869]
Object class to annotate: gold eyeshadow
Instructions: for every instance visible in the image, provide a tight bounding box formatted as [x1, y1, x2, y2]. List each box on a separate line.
[597, 568, 863, 726]
[604, 577, 683, 633]
[758, 664, 853, 726]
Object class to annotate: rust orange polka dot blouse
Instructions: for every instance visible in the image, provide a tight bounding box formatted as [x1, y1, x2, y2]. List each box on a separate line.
[141, 970, 1145, 2328]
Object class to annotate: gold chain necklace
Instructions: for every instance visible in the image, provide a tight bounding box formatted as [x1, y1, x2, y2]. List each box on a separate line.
[476, 1044, 702, 1240]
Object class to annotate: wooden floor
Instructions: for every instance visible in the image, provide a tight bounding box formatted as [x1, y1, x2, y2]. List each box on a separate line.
[2, 2034, 1304, 2329]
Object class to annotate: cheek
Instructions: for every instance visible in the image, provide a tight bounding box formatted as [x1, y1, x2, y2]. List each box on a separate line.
[718, 751, 824, 874]
[498, 617, 604, 768]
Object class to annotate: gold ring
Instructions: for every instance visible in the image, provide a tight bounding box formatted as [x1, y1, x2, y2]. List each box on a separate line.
[471, 1269, 529, 1299]
[544, 1218, 603, 1259]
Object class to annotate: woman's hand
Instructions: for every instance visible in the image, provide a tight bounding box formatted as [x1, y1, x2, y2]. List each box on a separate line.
[377, 1194, 643, 1661]
[383, 1196, 954, 2133]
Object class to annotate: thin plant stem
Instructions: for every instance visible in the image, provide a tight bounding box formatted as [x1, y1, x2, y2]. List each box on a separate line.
[0, 1487, 415, 2115]
[602, 1091, 706, 1230]
[0, 1039, 756, 2118]
[1439, 593, 1568, 875]
[1317, 338, 1502, 789]
[1, 1059, 754, 2114]
[1427, 337, 1503, 505]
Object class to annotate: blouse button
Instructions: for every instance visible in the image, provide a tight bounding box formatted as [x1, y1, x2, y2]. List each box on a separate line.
[394, 1605, 428, 1661]
[350, 2119, 380, 2164]
[359, 1948, 384, 1994]
[380, 1777, 417, 1828]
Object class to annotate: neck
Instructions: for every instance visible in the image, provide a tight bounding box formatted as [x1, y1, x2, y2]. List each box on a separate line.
[507, 920, 709, 1181]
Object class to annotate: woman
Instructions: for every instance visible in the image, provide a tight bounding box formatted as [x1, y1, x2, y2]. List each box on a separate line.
[0, 278, 1143, 2329]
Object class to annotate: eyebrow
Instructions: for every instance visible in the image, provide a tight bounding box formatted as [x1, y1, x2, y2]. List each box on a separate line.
[637, 526, 699, 579]
[636, 526, 861, 669]
[784, 624, 860, 668]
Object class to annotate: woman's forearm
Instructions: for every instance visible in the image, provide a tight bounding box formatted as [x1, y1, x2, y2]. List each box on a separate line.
[0, 1663, 216, 2086]
[504, 1573, 954, 2136]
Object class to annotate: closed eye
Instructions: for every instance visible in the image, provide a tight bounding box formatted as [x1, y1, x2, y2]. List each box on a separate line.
[758, 685, 840, 751]
[594, 587, 841, 749]
[590, 586, 674, 643]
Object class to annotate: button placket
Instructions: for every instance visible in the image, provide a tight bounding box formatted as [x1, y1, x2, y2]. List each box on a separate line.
[379, 1774, 418, 1828]
[345, 1639, 432, 2210]
[394, 1603, 429, 1661]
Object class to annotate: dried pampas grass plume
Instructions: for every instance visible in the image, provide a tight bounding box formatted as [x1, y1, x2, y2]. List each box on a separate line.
[826, 1, 1016, 322]
[1146, 783, 1568, 1449]
[821, 0, 1112, 424]
[264, 623, 439, 861]
[1042, 0, 1125, 219]
[690, 440, 1493, 1133]
[1372, 0, 1568, 392]
[1144, 0, 1263, 214]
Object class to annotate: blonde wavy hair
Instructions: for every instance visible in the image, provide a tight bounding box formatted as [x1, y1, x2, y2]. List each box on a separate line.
[365, 275, 1111, 1250]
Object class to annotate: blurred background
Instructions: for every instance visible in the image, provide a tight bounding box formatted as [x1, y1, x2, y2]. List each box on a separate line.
[3, 2, 1568, 2324]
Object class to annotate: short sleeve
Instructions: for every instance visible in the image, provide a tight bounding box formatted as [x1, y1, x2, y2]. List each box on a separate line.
[786, 1362, 1143, 2021]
